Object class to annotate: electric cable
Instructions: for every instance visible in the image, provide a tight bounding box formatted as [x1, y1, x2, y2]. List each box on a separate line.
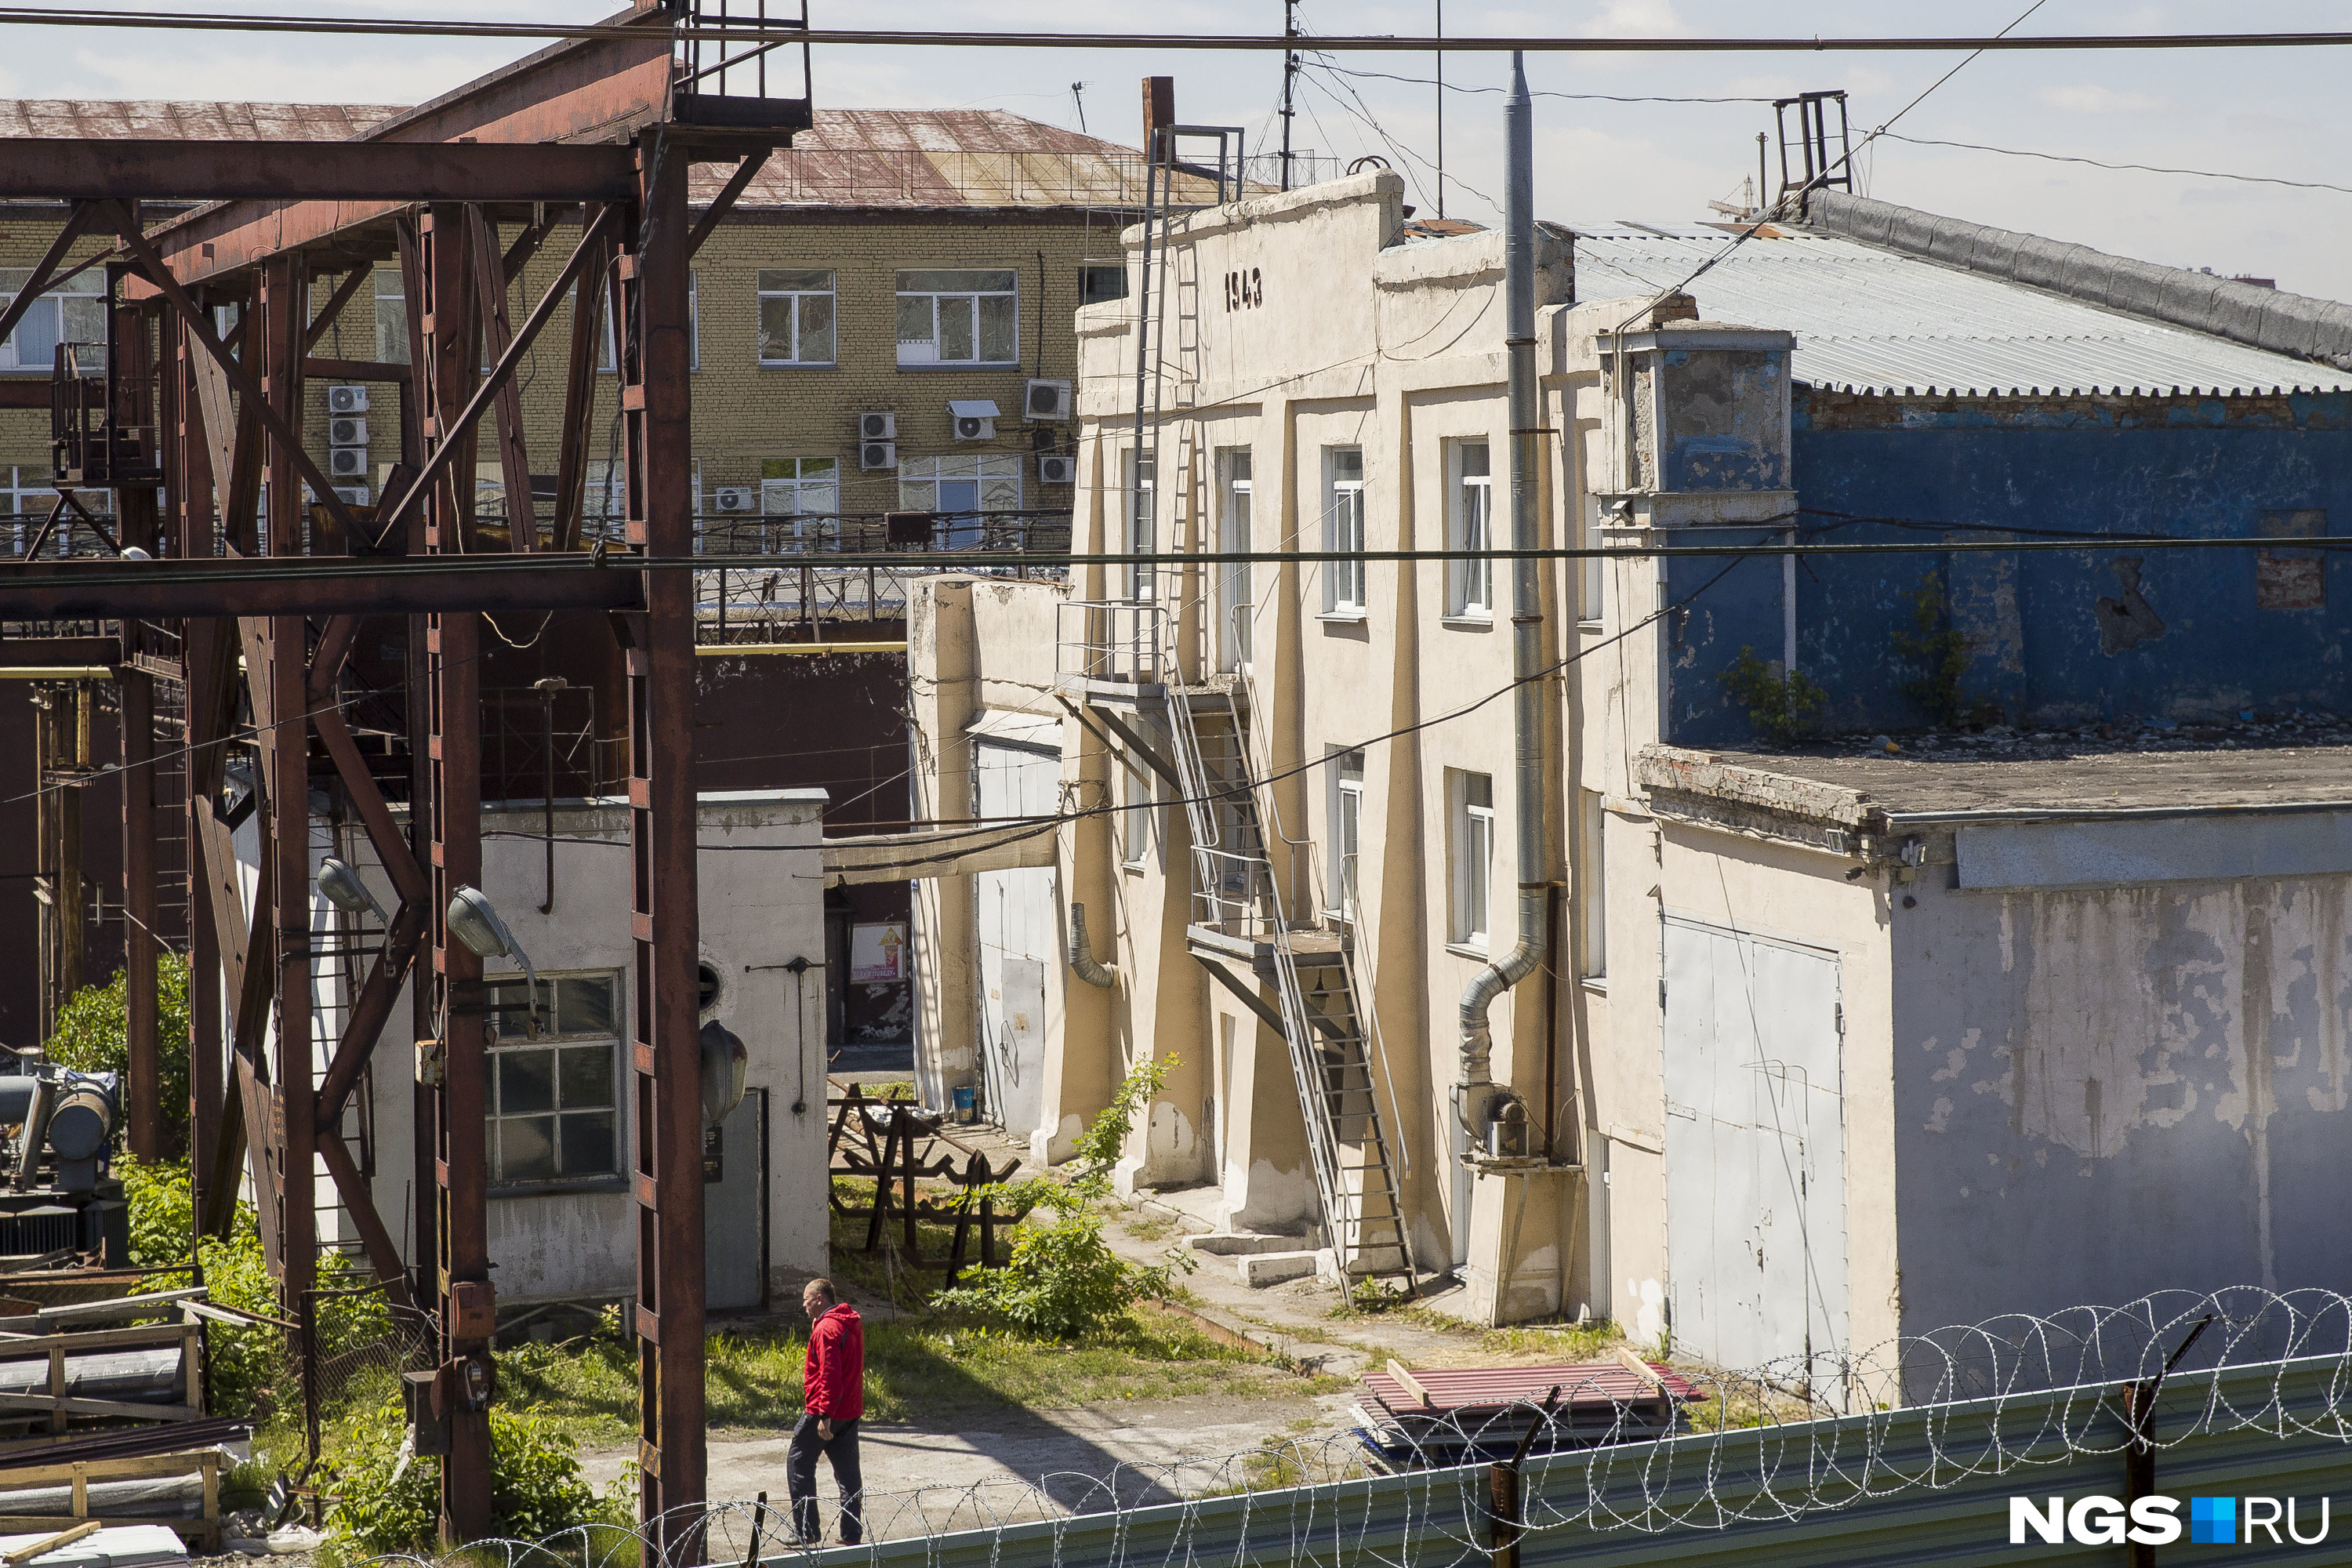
[1876, 130, 2352, 198]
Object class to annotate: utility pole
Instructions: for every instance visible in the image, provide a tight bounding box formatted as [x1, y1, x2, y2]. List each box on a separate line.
[1435, 0, 1444, 218]
[1280, 0, 1298, 191]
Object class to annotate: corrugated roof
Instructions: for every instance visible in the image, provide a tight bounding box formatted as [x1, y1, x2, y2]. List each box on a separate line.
[1363, 1360, 1705, 1415]
[0, 100, 401, 141]
[0, 99, 1174, 212]
[1573, 227, 2352, 397]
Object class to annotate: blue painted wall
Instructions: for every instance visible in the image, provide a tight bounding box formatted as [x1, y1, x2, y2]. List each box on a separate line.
[1664, 391, 2352, 746]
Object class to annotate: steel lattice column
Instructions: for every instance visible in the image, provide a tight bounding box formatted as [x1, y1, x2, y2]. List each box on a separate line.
[260, 256, 317, 1306]
[419, 205, 495, 1544]
[622, 132, 708, 1559]
[114, 294, 162, 1163]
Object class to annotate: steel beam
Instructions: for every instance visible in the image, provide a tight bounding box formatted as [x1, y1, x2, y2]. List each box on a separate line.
[131, 10, 671, 291]
[466, 207, 538, 550]
[0, 557, 642, 619]
[626, 130, 708, 1562]
[262, 255, 317, 1306]
[0, 139, 638, 204]
[422, 200, 495, 1548]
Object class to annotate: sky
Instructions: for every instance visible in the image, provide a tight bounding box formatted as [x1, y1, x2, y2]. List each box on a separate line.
[9, 1, 2352, 296]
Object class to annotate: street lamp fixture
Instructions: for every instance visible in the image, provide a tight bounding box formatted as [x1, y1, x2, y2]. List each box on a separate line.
[447, 885, 541, 1033]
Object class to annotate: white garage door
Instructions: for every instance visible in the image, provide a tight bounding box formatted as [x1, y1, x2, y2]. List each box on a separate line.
[1662, 915, 1849, 1398]
[972, 725, 1060, 1139]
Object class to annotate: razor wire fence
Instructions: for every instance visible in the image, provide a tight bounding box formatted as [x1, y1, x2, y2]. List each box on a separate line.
[333, 1287, 2352, 1568]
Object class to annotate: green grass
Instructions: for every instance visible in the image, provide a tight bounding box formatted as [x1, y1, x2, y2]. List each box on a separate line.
[494, 1184, 1291, 1448]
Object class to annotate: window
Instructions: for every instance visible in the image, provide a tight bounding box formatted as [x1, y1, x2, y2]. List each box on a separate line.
[1581, 793, 1606, 980]
[757, 269, 836, 365]
[1329, 747, 1365, 917]
[1453, 771, 1495, 947]
[1119, 756, 1152, 866]
[578, 458, 699, 542]
[484, 971, 622, 1185]
[1580, 493, 1604, 622]
[761, 457, 840, 546]
[601, 272, 699, 372]
[1447, 441, 1494, 619]
[896, 269, 1018, 366]
[1323, 448, 1367, 615]
[899, 454, 1020, 550]
[1125, 450, 1156, 603]
[0, 269, 103, 373]
[1080, 264, 1128, 307]
[373, 267, 409, 365]
[0, 467, 60, 556]
[1218, 450, 1253, 671]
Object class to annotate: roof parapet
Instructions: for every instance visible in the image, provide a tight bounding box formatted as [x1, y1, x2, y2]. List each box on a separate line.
[1802, 187, 2352, 372]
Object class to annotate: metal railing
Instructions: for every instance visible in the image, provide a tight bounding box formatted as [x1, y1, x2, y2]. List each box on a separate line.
[1057, 598, 1165, 685]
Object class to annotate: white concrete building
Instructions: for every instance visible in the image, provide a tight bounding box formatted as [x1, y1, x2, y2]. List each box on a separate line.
[299, 788, 830, 1310]
[903, 169, 2352, 1377]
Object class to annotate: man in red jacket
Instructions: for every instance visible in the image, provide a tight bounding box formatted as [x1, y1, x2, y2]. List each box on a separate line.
[788, 1278, 865, 1544]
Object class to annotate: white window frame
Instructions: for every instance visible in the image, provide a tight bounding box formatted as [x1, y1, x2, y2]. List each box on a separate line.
[1328, 746, 1366, 919]
[372, 266, 409, 365]
[895, 268, 1020, 367]
[1580, 492, 1605, 623]
[1581, 793, 1607, 981]
[1218, 449, 1253, 671]
[1446, 440, 1494, 621]
[1452, 770, 1496, 949]
[483, 968, 626, 1189]
[601, 271, 699, 372]
[1323, 447, 1367, 617]
[757, 269, 837, 366]
[0, 268, 104, 373]
[899, 454, 1021, 551]
[760, 456, 840, 550]
[1124, 448, 1156, 603]
[1119, 755, 1153, 866]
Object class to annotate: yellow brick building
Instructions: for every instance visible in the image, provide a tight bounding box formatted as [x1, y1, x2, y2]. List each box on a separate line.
[0, 103, 1214, 544]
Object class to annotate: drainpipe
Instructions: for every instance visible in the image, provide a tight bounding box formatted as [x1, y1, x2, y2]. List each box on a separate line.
[1068, 902, 1116, 989]
[1454, 53, 1548, 1268]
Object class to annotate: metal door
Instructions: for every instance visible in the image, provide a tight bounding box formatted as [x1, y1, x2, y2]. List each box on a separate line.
[702, 1091, 764, 1312]
[972, 730, 1058, 1138]
[1662, 916, 1849, 1392]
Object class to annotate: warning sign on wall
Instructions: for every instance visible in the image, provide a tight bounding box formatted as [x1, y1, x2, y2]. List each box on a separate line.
[851, 922, 909, 984]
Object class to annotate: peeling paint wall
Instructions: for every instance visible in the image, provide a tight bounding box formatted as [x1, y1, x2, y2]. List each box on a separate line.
[1783, 389, 2352, 735]
[1892, 837, 2352, 1336]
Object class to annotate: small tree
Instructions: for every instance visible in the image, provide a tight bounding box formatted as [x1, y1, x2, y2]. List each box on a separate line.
[934, 1056, 1189, 1338]
[45, 956, 192, 1159]
[1717, 647, 1827, 743]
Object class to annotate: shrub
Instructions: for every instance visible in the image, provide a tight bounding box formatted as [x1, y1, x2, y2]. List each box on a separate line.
[1717, 646, 1826, 742]
[121, 1156, 388, 1420]
[1889, 574, 1973, 727]
[327, 1400, 625, 1555]
[935, 1057, 1189, 1338]
[44, 956, 192, 1159]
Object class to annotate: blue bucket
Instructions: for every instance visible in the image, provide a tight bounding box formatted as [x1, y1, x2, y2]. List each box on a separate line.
[952, 1085, 977, 1123]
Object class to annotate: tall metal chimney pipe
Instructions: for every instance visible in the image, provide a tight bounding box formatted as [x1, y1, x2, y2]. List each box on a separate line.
[1452, 51, 1548, 1262]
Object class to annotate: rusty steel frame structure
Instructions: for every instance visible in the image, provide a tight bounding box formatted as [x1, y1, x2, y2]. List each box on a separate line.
[0, 2, 808, 1553]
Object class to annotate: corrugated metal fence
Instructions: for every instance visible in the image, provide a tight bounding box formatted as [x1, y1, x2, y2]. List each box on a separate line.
[791, 1354, 2352, 1568]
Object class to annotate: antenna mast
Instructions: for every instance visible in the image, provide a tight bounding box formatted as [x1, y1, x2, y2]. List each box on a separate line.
[1280, 0, 1298, 191]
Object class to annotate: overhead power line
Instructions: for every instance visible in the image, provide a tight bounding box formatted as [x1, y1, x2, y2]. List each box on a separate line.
[1880, 131, 2352, 198]
[0, 10, 2348, 51]
[1314, 63, 1775, 103]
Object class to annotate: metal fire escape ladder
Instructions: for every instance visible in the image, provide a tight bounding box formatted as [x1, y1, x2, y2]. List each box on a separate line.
[1116, 134, 1414, 1299]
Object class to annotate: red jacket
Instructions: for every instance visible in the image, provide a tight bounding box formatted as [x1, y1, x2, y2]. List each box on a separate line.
[804, 1304, 864, 1419]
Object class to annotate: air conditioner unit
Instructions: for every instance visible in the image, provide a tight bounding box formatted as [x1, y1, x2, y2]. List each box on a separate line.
[328, 416, 368, 447]
[713, 485, 757, 513]
[333, 485, 371, 506]
[859, 440, 896, 471]
[327, 447, 368, 478]
[327, 386, 368, 415]
[949, 399, 1000, 442]
[1037, 453, 1076, 485]
[858, 412, 895, 441]
[1025, 379, 1072, 422]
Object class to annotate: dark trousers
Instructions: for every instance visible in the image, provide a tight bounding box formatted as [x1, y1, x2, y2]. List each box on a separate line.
[786, 1413, 863, 1544]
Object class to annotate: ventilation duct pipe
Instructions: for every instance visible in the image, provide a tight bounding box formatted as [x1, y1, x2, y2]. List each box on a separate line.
[1454, 51, 1550, 1266]
[1068, 903, 1116, 989]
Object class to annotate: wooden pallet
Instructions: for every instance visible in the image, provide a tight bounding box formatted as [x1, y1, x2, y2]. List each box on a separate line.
[0, 1448, 222, 1552]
